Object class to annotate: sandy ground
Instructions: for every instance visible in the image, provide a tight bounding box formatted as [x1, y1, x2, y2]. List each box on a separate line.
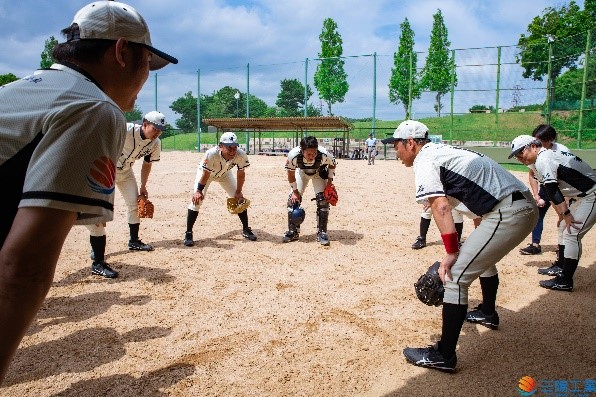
[3, 152, 595, 397]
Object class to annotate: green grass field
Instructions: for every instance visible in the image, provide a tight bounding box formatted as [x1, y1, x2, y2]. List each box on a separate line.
[162, 111, 596, 151]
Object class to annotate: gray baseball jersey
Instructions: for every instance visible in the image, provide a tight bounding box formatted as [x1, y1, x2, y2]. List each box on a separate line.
[533, 148, 596, 198]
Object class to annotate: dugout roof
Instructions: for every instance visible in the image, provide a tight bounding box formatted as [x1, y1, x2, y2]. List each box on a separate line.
[202, 116, 351, 131]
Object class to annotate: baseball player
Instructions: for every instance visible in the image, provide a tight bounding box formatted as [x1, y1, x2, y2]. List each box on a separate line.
[0, 1, 177, 384]
[510, 133, 595, 291]
[183, 131, 257, 246]
[412, 203, 464, 249]
[519, 125, 571, 258]
[283, 136, 337, 246]
[383, 120, 537, 373]
[86, 111, 166, 278]
[364, 132, 378, 165]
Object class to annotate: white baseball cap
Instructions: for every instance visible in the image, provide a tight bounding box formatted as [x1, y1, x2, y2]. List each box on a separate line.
[144, 111, 166, 131]
[69, 1, 178, 70]
[508, 135, 539, 159]
[381, 120, 429, 144]
[220, 132, 239, 147]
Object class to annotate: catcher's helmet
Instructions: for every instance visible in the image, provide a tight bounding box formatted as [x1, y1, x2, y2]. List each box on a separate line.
[290, 202, 305, 225]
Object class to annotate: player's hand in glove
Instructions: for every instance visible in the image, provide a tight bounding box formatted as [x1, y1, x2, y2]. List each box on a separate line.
[414, 261, 444, 306]
[227, 197, 251, 214]
[137, 196, 155, 218]
[323, 184, 338, 206]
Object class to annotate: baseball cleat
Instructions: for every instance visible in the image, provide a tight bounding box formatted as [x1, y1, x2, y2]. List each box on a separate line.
[128, 239, 154, 251]
[520, 243, 541, 255]
[539, 276, 573, 291]
[91, 261, 118, 279]
[282, 230, 299, 243]
[403, 344, 456, 373]
[183, 232, 194, 247]
[538, 263, 563, 277]
[242, 227, 257, 241]
[465, 305, 499, 330]
[317, 231, 330, 246]
[411, 236, 426, 249]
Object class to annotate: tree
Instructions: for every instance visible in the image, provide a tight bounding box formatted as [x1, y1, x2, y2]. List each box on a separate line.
[420, 9, 457, 117]
[40, 36, 58, 69]
[125, 104, 143, 122]
[313, 18, 349, 116]
[170, 91, 198, 132]
[388, 18, 421, 119]
[0, 73, 18, 86]
[276, 78, 313, 117]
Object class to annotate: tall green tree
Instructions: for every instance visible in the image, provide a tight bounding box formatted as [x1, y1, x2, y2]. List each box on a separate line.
[388, 18, 421, 119]
[420, 9, 457, 116]
[170, 91, 198, 132]
[276, 78, 313, 116]
[313, 18, 349, 116]
[40, 36, 58, 69]
[0, 73, 18, 86]
[125, 104, 143, 122]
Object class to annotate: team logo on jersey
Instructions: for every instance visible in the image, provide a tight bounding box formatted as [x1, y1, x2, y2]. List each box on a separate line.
[87, 156, 116, 194]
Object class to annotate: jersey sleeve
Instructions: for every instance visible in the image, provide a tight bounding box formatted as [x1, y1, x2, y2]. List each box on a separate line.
[144, 139, 161, 163]
[236, 149, 250, 170]
[20, 101, 126, 225]
[413, 159, 444, 204]
[535, 150, 558, 185]
[285, 148, 300, 171]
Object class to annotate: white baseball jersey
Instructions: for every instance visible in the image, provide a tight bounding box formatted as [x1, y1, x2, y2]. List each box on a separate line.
[365, 137, 378, 148]
[533, 148, 596, 198]
[413, 143, 528, 217]
[198, 146, 250, 182]
[285, 146, 336, 175]
[0, 62, 126, 245]
[117, 123, 161, 171]
[527, 142, 569, 179]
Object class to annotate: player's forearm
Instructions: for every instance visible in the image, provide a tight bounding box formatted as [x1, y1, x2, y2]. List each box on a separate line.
[430, 197, 456, 234]
[0, 208, 75, 384]
[140, 162, 152, 189]
[236, 171, 246, 194]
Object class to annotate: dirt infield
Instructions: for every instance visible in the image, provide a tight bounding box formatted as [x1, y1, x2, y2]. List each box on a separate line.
[3, 152, 594, 396]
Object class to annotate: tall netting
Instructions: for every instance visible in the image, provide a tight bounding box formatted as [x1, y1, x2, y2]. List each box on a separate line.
[140, 29, 595, 151]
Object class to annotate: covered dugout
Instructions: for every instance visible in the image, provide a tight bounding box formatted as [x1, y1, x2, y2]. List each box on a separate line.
[202, 117, 352, 158]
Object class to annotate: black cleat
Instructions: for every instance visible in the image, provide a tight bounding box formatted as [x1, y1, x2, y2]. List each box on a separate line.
[520, 243, 542, 255]
[539, 276, 573, 291]
[282, 230, 299, 243]
[183, 232, 194, 247]
[538, 263, 563, 277]
[128, 239, 154, 251]
[403, 344, 457, 373]
[91, 261, 118, 279]
[411, 236, 426, 250]
[317, 231, 330, 246]
[465, 305, 500, 330]
[242, 227, 257, 241]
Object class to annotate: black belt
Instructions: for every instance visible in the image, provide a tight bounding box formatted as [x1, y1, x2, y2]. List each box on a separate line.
[512, 191, 525, 201]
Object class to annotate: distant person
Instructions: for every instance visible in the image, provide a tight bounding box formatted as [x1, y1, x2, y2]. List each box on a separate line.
[383, 120, 537, 373]
[510, 133, 595, 291]
[0, 0, 177, 384]
[364, 132, 378, 165]
[412, 203, 464, 250]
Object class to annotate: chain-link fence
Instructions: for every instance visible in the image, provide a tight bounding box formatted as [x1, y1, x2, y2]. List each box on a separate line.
[139, 29, 596, 151]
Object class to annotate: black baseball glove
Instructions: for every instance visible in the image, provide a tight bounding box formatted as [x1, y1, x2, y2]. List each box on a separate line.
[414, 261, 444, 306]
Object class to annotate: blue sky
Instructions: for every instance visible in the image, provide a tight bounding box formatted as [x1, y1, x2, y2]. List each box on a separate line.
[0, 0, 585, 123]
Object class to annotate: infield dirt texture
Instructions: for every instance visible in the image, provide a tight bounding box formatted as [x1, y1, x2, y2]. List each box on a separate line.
[3, 152, 594, 396]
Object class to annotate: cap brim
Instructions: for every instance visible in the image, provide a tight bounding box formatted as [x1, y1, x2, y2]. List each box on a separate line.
[507, 147, 524, 159]
[381, 137, 397, 144]
[221, 142, 239, 147]
[144, 44, 178, 71]
[151, 123, 166, 131]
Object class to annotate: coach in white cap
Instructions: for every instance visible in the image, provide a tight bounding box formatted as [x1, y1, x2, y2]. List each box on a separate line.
[383, 120, 537, 373]
[0, 1, 177, 383]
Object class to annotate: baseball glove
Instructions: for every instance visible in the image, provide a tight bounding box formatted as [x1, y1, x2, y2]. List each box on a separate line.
[137, 196, 154, 219]
[414, 261, 444, 306]
[323, 184, 338, 206]
[226, 197, 251, 214]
